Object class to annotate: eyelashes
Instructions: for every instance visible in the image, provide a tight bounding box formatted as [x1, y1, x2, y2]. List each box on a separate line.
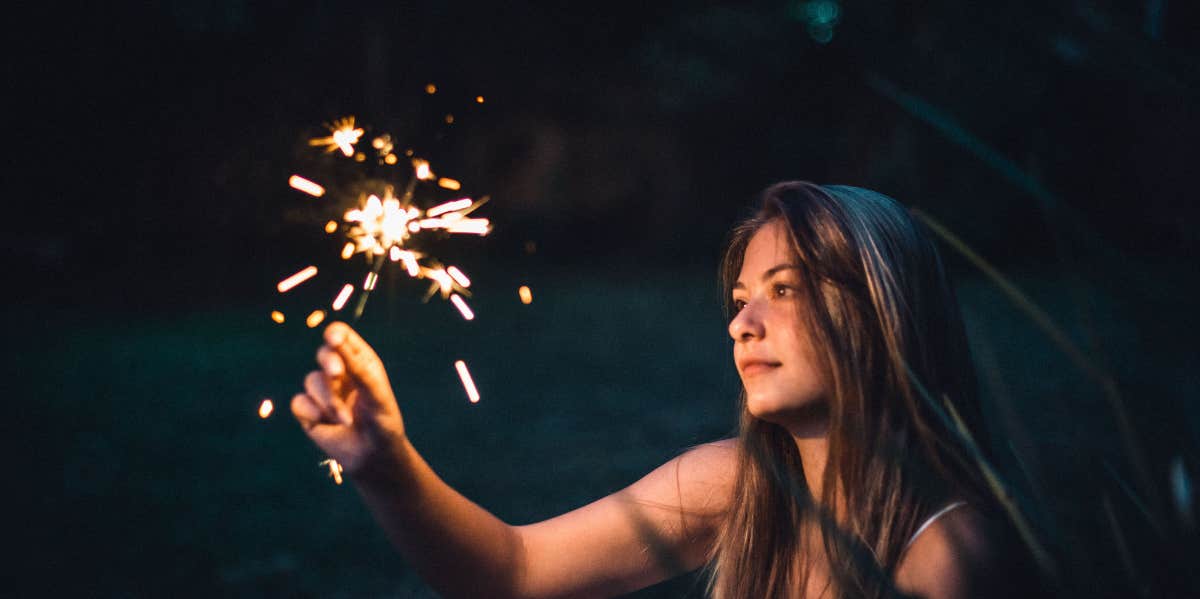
[731, 283, 798, 313]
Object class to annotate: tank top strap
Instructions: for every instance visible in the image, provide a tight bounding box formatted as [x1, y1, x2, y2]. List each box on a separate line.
[904, 501, 968, 551]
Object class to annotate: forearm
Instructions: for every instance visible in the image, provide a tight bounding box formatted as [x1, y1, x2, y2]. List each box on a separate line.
[352, 435, 526, 599]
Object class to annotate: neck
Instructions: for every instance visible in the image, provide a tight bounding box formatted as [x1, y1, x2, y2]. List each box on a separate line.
[791, 425, 829, 500]
[785, 403, 837, 513]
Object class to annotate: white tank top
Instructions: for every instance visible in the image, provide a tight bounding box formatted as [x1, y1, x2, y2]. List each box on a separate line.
[904, 501, 967, 551]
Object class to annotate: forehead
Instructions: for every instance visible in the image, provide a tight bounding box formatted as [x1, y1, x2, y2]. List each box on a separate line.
[740, 220, 795, 274]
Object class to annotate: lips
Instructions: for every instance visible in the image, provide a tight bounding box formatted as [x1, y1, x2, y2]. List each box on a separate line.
[739, 359, 781, 376]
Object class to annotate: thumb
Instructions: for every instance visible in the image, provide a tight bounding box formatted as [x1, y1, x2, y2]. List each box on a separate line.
[323, 322, 394, 403]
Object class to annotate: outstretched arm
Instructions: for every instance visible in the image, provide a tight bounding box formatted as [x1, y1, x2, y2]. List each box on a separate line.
[292, 322, 735, 599]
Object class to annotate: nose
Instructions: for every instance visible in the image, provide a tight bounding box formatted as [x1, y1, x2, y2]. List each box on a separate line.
[728, 300, 764, 342]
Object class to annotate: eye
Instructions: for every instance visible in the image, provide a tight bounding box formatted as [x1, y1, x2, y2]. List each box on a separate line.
[773, 283, 794, 298]
[732, 299, 747, 312]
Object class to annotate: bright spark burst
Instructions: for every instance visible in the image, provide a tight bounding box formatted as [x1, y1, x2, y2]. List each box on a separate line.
[258, 399, 274, 418]
[277, 116, 498, 487]
[454, 360, 480, 403]
[518, 285, 533, 304]
[309, 117, 365, 157]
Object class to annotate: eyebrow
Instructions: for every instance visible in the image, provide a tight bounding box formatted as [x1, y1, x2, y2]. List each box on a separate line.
[732, 263, 802, 290]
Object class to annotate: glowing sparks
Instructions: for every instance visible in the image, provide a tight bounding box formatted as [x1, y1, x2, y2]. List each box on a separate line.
[276, 116, 502, 488]
[443, 219, 491, 235]
[425, 268, 455, 296]
[518, 285, 533, 304]
[399, 251, 420, 276]
[426, 198, 473, 217]
[412, 158, 433, 180]
[446, 266, 471, 288]
[309, 116, 365, 157]
[425, 83, 437, 94]
[454, 360, 480, 403]
[475, 95, 485, 104]
[279, 118, 494, 323]
[449, 293, 474, 320]
[320, 459, 344, 485]
[289, 175, 325, 197]
[258, 399, 274, 419]
[306, 310, 326, 328]
[332, 284, 354, 311]
[278, 266, 318, 292]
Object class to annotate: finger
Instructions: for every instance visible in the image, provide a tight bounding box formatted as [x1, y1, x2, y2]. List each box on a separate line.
[317, 345, 346, 378]
[290, 393, 324, 430]
[324, 322, 392, 401]
[304, 370, 349, 425]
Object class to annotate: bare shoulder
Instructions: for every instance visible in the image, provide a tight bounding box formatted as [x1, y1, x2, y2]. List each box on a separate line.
[625, 438, 738, 514]
[510, 439, 739, 597]
[894, 504, 1020, 599]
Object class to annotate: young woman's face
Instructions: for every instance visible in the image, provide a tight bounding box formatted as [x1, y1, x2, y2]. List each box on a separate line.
[729, 220, 828, 429]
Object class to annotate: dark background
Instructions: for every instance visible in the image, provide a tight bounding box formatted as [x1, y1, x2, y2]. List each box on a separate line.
[12, 1, 1200, 596]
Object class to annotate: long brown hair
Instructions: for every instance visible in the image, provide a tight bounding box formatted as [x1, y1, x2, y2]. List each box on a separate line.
[708, 182, 993, 598]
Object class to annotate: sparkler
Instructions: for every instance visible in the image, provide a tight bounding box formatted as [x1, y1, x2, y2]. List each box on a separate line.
[284, 115, 493, 322]
[258, 399, 274, 419]
[275, 111, 498, 485]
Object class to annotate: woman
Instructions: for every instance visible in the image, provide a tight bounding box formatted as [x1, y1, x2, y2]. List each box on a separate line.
[292, 181, 1030, 598]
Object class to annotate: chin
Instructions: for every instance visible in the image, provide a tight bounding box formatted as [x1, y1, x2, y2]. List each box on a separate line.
[745, 392, 829, 432]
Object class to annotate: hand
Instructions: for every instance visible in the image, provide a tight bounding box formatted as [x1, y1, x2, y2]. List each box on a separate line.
[291, 322, 407, 477]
